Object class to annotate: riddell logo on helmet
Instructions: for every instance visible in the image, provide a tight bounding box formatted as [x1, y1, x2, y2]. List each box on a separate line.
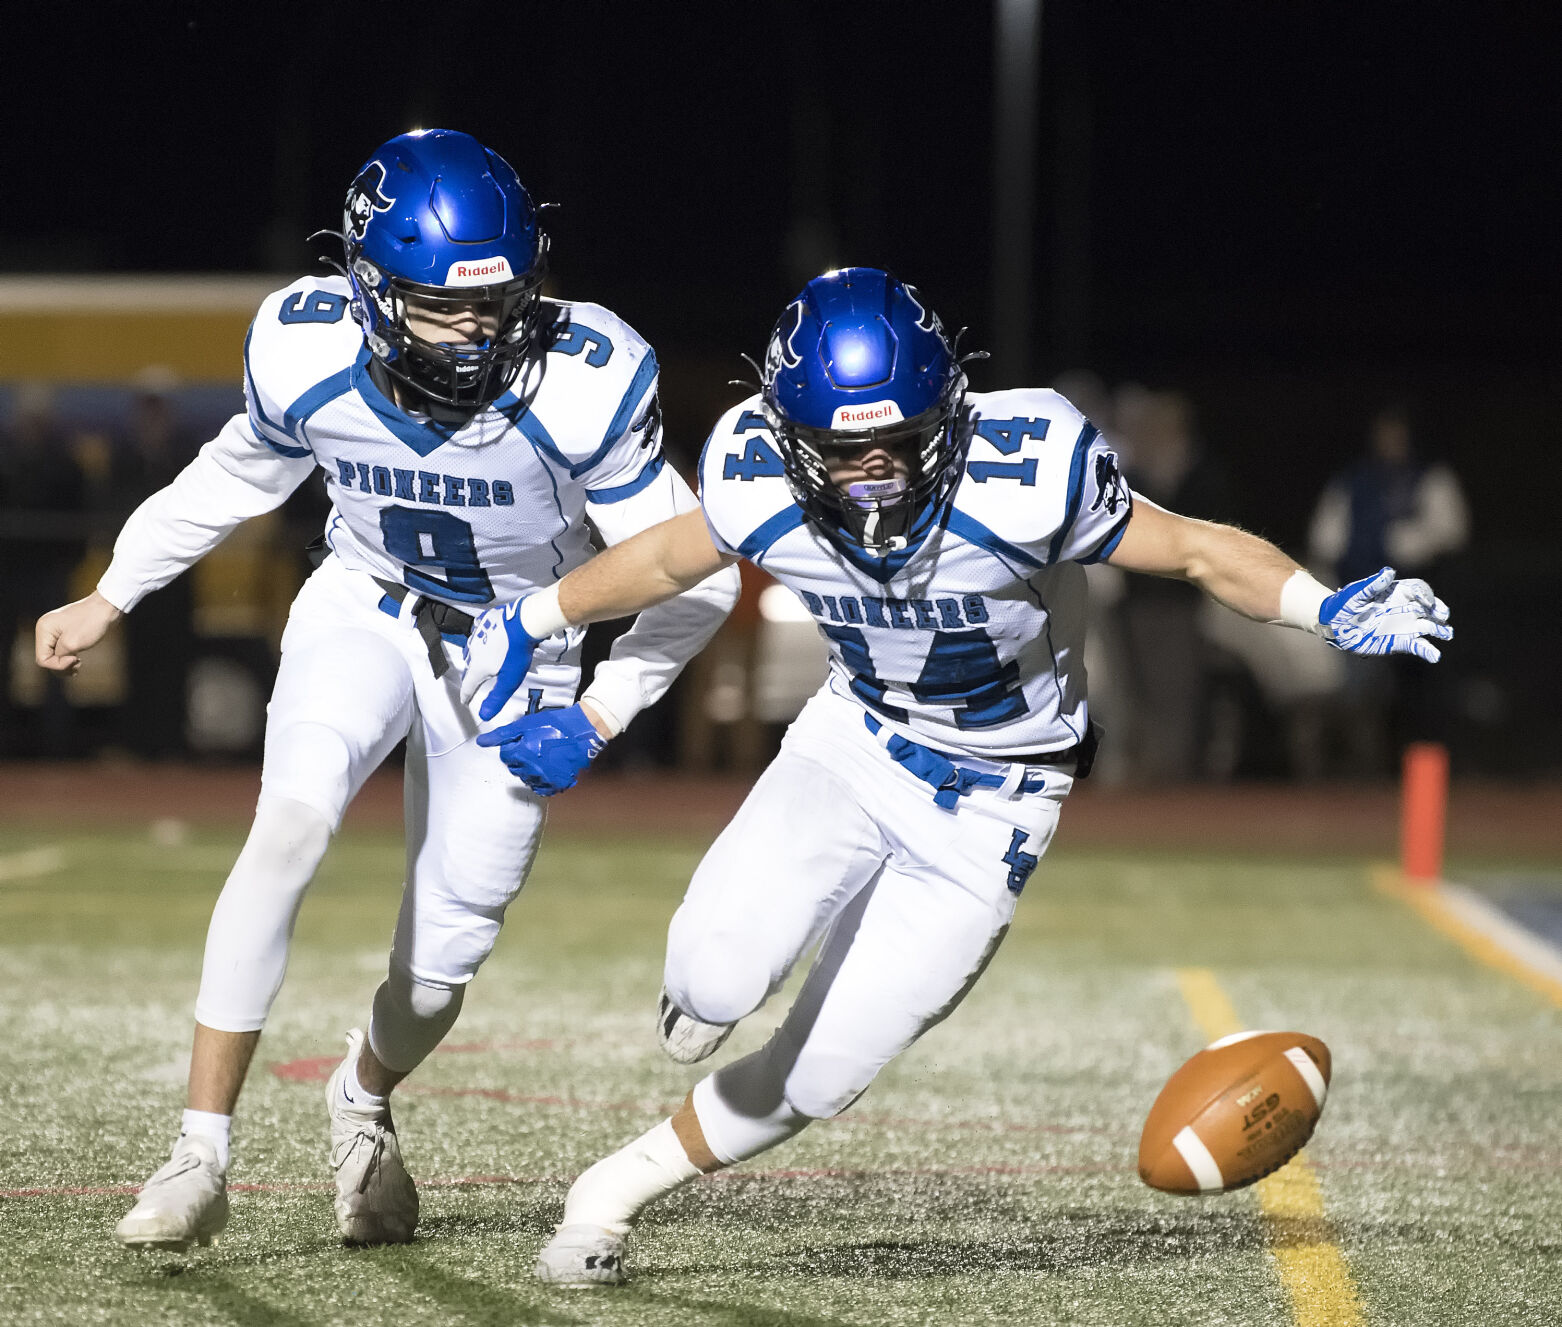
[831, 400, 904, 428]
[446, 257, 515, 286]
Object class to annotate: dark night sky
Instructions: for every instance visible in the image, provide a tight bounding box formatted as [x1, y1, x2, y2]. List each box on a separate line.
[8, 1, 1561, 547]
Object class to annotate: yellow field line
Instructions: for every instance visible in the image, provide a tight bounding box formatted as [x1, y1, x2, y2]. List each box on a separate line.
[1175, 968, 1365, 1327]
[1370, 865, 1562, 1009]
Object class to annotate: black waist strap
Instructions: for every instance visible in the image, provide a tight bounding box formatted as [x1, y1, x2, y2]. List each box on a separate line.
[372, 578, 476, 679]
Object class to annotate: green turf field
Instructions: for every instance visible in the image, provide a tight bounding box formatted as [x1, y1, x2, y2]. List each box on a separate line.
[2, 821, 1559, 1326]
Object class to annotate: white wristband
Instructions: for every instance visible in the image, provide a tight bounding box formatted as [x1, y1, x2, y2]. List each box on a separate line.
[577, 693, 627, 738]
[1278, 569, 1332, 636]
[517, 583, 569, 639]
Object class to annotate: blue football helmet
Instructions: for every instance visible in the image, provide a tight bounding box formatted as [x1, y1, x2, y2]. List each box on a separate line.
[337, 129, 548, 408]
[761, 268, 967, 555]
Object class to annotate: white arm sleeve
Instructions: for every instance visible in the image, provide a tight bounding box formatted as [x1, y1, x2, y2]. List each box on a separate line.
[578, 464, 740, 734]
[96, 414, 317, 612]
[1386, 465, 1471, 568]
[1307, 482, 1350, 578]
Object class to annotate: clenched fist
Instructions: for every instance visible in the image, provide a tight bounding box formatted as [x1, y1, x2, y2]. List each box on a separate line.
[35, 591, 123, 674]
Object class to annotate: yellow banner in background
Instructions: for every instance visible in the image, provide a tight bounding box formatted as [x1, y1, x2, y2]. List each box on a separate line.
[0, 276, 281, 382]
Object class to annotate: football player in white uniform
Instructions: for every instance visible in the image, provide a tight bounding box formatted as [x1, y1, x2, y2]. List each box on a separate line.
[457, 267, 1452, 1286]
[34, 129, 738, 1252]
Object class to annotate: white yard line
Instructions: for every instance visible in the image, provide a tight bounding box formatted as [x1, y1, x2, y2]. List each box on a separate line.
[1375, 866, 1562, 1009]
[1437, 880, 1562, 989]
[0, 846, 67, 886]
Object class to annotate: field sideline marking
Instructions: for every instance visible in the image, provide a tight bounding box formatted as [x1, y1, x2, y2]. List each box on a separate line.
[0, 846, 66, 886]
[1371, 865, 1562, 1009]
[1175, 968, 1366, 1327]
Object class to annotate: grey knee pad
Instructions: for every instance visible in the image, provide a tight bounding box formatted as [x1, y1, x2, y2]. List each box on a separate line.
[367, 966, 465, 1074]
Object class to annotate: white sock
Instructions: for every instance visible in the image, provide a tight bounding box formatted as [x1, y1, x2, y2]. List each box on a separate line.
[559, 1119, 701, 1236]
[180, 1109, 232, 1171]
[341, 1054, 387, 1113]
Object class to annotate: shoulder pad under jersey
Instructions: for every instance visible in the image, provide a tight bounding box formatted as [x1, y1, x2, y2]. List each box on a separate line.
[951, 387, 1130, 566]
[697, 396, 803, 558]
[526, 299, 660, 482]
[243, 275, 363, 458]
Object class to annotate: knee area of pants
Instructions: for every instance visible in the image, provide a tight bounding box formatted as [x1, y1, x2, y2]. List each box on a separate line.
[671, 938, 771, 1026]
[251, 794, 332, 858]
[262, 721, 356, 822]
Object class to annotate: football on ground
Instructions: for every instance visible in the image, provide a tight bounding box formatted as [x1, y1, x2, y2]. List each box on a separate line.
[1138, 1030, 1331, 1194]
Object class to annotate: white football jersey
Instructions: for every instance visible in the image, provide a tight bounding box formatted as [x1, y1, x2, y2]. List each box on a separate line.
[243, 275, 664, 606]
[698, 388, 1133, 758]
[99, 274, 735, 730]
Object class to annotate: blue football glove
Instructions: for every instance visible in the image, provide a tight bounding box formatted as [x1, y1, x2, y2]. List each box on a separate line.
[475, 704, 607, 796]
[461, 598, 544, 720]
[1320, 566, 1453, 662]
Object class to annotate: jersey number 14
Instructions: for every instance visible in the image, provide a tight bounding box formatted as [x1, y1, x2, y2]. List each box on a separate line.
[822, 623, 1025, 729]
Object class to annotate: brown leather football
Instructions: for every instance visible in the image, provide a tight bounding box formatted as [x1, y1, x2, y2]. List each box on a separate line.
[1138, 1031, 1331, 1194]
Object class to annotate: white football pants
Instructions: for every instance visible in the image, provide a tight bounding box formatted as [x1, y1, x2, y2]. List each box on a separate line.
[668, 686, 1072, 1157]
[194, 556, 572, 1032]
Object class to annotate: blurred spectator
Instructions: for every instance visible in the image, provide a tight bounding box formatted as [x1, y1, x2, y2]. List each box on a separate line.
[1308, 401, 1470, 588]
[108, 367, 203, 758]
[1308, 402, 1471, 773]
[1051, 369, 1114, 436]
[1115, 388, 1239, 782]
[0, 384, 88, 756]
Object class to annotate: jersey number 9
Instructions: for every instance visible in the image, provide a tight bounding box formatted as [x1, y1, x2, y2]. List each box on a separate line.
[379, 507, 495, 605]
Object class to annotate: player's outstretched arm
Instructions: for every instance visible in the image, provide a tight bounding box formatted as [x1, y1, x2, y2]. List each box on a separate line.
[461, 510, 736, 719]
[35, 591, 124, 674]
[1106, 497, 1452, 661]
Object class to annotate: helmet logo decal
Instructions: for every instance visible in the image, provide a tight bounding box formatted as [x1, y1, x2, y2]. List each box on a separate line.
[344, 162, 394, 241]
[831, 400, 905, 427]
[445, 256, 515, 286]
[903, 283, 941, 335]
[764, 298, 808, 381]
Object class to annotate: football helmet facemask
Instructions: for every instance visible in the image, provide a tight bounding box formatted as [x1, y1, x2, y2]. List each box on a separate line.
[760, 268, 968, 556]
[336, 129, 549, 410]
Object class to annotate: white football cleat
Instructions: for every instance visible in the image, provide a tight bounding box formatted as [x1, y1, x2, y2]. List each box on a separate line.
[534, 1223, 629, 1287]
[326, 1028, 418, 1245]
[115, 1134, 229, 1252]
[655, 988, 734, 1064]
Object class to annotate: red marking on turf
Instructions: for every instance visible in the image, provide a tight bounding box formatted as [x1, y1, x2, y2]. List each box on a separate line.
[842, 1108, 1112, 1138]
[711, 1163, 1118, 1181]
[268, 1046, 1117, 1137]
[269, 1055, 339, 1083]
[406, 1083, 668, 1114]
[268, 1038, 566, 1083]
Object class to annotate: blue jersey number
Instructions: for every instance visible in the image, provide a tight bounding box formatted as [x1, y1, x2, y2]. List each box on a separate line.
[552, 322, 614, 367]
[968, 416, 1049, 486]
[821, 624, 909, 721]
[823, 624, 1024, 729]
[278, 291, 349, 325]
[912, 630, 1027, 728]
[724, 412, 785, 481]
[379, 507, 494, 605]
